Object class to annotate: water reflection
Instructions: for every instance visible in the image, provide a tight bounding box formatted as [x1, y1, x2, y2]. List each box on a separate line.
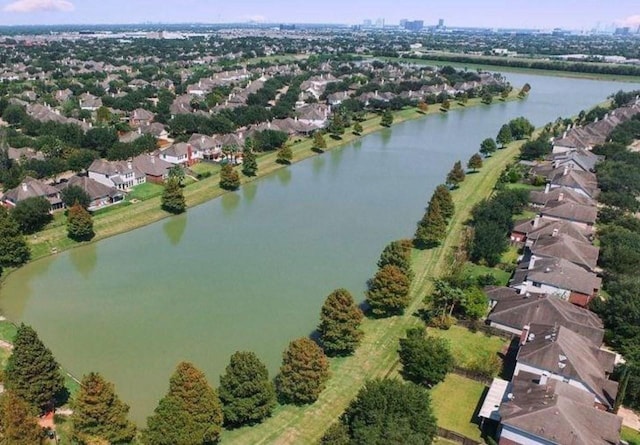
[380, 128, 392, 147]
[163, 214, 188, 246]
[221, 192, 241, 214]
[312, 155, 326, 177]
[69, 243, 97, 279]
[242, 182, 258, 203]
[276, 168, 292, 186]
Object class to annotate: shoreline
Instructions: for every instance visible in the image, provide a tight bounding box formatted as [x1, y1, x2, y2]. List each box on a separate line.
[0, 90, 525, 280]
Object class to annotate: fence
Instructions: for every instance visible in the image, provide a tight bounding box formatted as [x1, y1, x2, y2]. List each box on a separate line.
[437, 427, 482, 445]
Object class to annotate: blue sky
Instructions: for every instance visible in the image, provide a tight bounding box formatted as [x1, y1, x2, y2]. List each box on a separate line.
[0, 0, 639, 29]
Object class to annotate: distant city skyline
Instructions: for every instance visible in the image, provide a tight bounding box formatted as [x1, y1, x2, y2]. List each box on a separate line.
[0, 0, 639, 30]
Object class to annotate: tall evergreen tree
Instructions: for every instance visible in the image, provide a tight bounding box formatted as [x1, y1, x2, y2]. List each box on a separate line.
[71, 372, 136, 445]
[143, 362, 223, 445]
[318, 288, 364, 356]
[5, 324, 65, 413]
[241, 148, 258, 177]
[414, 199, 447, 249]
[445, 161, 466, 188]
[0, 391, 43, 445]
[67, 202, 95, 241]
[276, 145, 293, 164]
[0, 208, 30, 268]
[219, 351, 276, 428]
[496, 124, 513, 148]
[377, 239, 414, 278]
[320, 423, 350, 445]
[313, 132, 327, 152]
[353, 122, 363, 135]
[219, 163, 241, 190]
[430, 185, 454, 221]
[365, 264, 411, 317]
[275, 338, 330, 405]
[161, 177, 186, 214]
[380, 110, 394, 127]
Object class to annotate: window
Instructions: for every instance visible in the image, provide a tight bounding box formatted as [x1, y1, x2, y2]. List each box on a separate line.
[532, 282, 542, 288]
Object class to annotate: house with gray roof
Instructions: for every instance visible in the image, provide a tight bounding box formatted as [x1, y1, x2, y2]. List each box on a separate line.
[539, 200, 598, 230]
[2, 176, 64, 211]
[88, 159, 146, 190]
[529, 185, 596, 208]
[511, 216, 592, 246]
[131, 154, 173, 184]
[529, 232, 599, 272]
[57, 175, 124, 210]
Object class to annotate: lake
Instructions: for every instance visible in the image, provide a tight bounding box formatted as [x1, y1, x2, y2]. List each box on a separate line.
[1, 72, 638, 422]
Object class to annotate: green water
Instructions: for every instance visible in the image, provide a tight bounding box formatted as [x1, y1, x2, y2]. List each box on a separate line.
[1, 73, 638, 423]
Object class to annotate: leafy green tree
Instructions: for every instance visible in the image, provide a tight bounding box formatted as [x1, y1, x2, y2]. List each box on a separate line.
[313, 132, 327, 152]
[219, 163, 241, 190]
[446, 161, 466, 188]
[399, 327, 454, 386]
[479, 138, 497, 157]
[11, 196, 52, 234]
[67, 202, 95, 241]
[61, 185, 91, 209]
[508, 117, 535, 140]
[429, 279, 466, 318]
[377, 239, 413, 278]
[5, 324, 65, 413]
[353, 122, 363, 135]
[470, 221, 508, 267]
[441, 99, 451, 111]
[327, 114, 345, 138]
[320, 422, 350, 445]
[0, 391, 43, 445]
[366, 264, 411, 317]
[481, 92, 493, 105]
[168, 165, 186, 185]
[341, 379, 437, 445]
[275, 338, 330, 405]
[161, 177, 186, 214]
[276, 146, 293, 164]
[380, 110, 394, 127]
[496, 124, 513, 148]
[219, 351, 276, 428]
[414, 199, 447, 249]
[143, 362, 223, 445]
[71, 372, 136, 444]
[463, 286, 489, 320]
[318, 288, 364, 356]
[467, 153, 483, 172]
[431, 184, 455, 221]
[241, 148, 258, 177]
[0, 208, 30, 267]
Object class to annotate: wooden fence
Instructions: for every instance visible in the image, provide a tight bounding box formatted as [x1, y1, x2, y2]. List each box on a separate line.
[437, 427, 483, 445]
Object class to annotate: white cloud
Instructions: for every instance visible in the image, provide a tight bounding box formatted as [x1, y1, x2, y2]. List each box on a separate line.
[3, 0, 75, 13]
[247, 15, 266, 23]
[618, 15, 640, 28]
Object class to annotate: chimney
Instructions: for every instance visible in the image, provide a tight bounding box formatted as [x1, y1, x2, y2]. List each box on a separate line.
[539, 372, 549, 386]
[127, 161, 132, 170]
[545, 183, 551, 194]
[563, 166, 569, 176]
[138, 127, 142, 134]
[558, 192, 564, 202]
[201, 135, 205, 144]
[151, 156, 155, 164]
[533, 215, 541, 228]
[552, 228, 559, 237]
[268, 121, 271, 129]
[520, 324, 531, 346]
[21, 183, 28, 192]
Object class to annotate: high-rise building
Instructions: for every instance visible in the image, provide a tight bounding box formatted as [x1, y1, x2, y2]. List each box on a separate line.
[400, 19, 408, 27]
[438, 18, 444, 28]
[404, 20, 424, 32]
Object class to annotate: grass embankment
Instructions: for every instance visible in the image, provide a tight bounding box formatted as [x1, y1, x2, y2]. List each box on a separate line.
[24, 90, 522, 262]
[379, 54, 640, 83]
[623, 426, 640, 445]
[222, 138, 524, 444]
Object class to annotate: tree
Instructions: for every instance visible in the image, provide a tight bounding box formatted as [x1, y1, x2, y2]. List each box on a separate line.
[11, 196, 52, 234]
[496, 124, 513, 148]
[341, 379, 437, 445]
[313, 132, 327, 152]
[481, 92, 493, 105]
[479, 138, 497, 157]
[470, 220, 509, 267]
[161, 177, 186, 214]
[5, 324, 65, 413]
[0, 208, 30, 267]
[377, 239, 413, 278]
[327, 114, 345, 138]
[276, 145, 293, 164]
[241, 148, 258, 177]
[143, 362, 223, 445]
[320, 422, 350, 445]
[353, 122, 363, 135]
[414, 199, 447, 249]
[61, 185, 91, 209]
[168, 165, 185, 185]
[441, 99, 451, 111]
[318, 288, 364, 356]
[219, 163, 241, 190]
[366, 264, 411, 317]
[275, 337, 330, 405]
[467, 153, 483, 172]
[446, 160, 466, 188]
[380, 110, 393, 127]
[431, 184, 455, 221]
[71, 372, 136, 444]
[417, 102, 429, 113]
[67, 202, 95, 241]
[508, 117, 535, 140]
[399, 328, 454, 387]
[218, 351, 276, 428]
[0, 391, 43, 445]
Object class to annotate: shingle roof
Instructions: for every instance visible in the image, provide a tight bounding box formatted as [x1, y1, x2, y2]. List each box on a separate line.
[524, 256, 601, 296]
[541, 201, 598, 225]
[513, 218, 591, 243]
[4, 176, 60, 205]
[529, 186, 596, 207]
[57, 175, 122, 201]
[530, 233, 599, 271]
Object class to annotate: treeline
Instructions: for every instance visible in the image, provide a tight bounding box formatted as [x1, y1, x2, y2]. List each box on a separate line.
[408, 53, 640, 77]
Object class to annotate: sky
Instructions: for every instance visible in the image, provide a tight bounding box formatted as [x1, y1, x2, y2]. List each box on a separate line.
[0, 0, 639, 30]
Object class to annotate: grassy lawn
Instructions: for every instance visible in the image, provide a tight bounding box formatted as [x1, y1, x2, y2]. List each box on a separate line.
[430, 374, 486, 441]
[501, 245, 521, 265]
[461, 262, 511, 286]
[0, 320, 17, 342]
[221, 135, 526, 444]
[127, 182, 164, 201]
[623, 427, 640, 445]
[190, 162, 220, 176]
[428, 325, 509, 370]
[505, 182, 544, 192]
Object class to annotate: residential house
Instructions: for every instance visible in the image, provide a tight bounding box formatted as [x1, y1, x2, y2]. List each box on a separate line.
[552, 148, 603, 173]
[131, 154, 173, 184]
[514, 324, 618, 410]
[296, 103, 330, 128]
[159, 143, 201, 166]
[79, 93, 103, 111]
[57, 176, 125, 210]
[511, 216, 592, 246]
[6, 147, 45, 164]
[528, 232, 599, 272]
[54, 89, 73, 103]
[88, 159, 146, 190]
[2, 176, 64, 211]
[548, 167, 600, 199]
[130, 108, 155, 128]
[539, 200, 598, 230]
[529, 186, 596, 208]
